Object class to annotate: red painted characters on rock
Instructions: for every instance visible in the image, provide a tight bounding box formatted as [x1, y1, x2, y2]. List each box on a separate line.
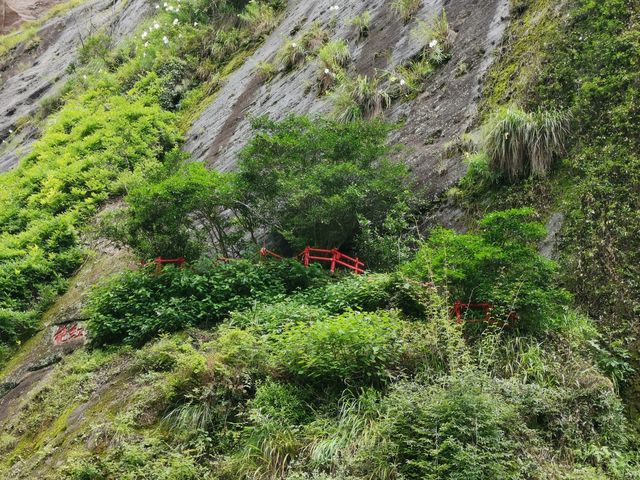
[53, 323, 86, 345]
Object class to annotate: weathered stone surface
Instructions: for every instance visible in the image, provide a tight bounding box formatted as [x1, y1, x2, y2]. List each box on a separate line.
[0, 0, 152, 171]
[185, 0, 509, 196]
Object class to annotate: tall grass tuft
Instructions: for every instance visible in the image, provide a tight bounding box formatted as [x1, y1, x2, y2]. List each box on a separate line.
[482, 106, 571, 181]
[318, 40, 351, 71]
[332, 75, 391, 121]
[391, 0, 423, 23]
[238, 0, 279, 38]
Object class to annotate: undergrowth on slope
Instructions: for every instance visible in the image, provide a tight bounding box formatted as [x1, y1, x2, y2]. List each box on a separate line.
[0, 0, 285, 363]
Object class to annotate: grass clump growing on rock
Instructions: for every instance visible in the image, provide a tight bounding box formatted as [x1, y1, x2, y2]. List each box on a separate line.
[482, 105, 571, 181]
[351, 10, 372, 39]
[331, 75, 391, 121]
[391, 0, 423, 23]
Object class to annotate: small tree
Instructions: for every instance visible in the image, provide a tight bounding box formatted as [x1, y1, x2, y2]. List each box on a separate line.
[116, 162, 241, 259]
[403, 208, 571, 331]
[237, 115, 410, 252]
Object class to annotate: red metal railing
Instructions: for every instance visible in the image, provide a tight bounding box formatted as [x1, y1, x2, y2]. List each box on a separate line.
[451, 300, 493, 324]
[451, 300, 518, 325]
[141, 257, 186, 274]
[259, 247, 283, 260]
[298, 247, 365, 274]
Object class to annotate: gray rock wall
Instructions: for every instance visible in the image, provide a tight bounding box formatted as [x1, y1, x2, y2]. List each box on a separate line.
[185, 0, 509, 195]
[0, 0, 152, 172]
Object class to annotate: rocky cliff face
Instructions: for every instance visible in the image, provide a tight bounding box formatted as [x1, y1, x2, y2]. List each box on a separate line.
[0, 0, 151, 171]
[186, 0, 509, 196]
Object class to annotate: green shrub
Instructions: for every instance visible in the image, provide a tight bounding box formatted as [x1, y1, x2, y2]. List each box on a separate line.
[77, 33, 111, 66]
[371, 375, 524, 479]
[237, 115, 410, 251]
[229, 299, 329, 335]
[87, 259, 323, 346]
[105, 162, 240, 260]
[274, 310, 403, 387]
[403, 208, 571, 331]
[300, 273, 394, 314]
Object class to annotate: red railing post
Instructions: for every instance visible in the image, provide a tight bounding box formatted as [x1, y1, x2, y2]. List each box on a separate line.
[155, 257, 162, 275]
[330, 249, 338, 273]
[454, 300, 463, 324]
[303, 247, 310, 267]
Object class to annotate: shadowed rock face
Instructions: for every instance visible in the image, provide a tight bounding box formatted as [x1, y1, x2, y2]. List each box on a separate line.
[185, 0, 509, 196]
[0, 0, 151, 172]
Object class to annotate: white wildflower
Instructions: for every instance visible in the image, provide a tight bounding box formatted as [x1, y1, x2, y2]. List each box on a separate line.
[154, 4, 159, 8]
[163, 36, 169, 45]
[141, 30, 148, 39]
[324, 68, 330, 74]
[429, 39, 438, 48]
[194, 22, 198, 26]
[291, 42, 297, 48]
[144, 41, 149, 48]
[154, 22, 160, 29]
[400, 79, 406, 86]
[173, 18, 179, 25]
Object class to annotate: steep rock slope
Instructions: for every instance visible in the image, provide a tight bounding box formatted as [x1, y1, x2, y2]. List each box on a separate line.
[0, 0, 151, 171]
[186, 0, 509, 195]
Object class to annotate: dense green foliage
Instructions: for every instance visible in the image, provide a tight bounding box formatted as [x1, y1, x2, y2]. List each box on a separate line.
[404, 208, 571, 330]
[87, 260, 325, 346]
[274, 310, 403, 388]
[0, 85, 180, 348]
[0, 0, 285, 359]
[236, 115, 410, 251]
[2, 0, 640, 478]
[465, 0, 639, 328]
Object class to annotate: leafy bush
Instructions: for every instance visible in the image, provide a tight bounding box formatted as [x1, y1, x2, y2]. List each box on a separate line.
[87, 259, 323, 346]
[237, 115, 410, 251]
[369, 375, 524, 479]
[274, 310, 403, 387]
[404, 208, 571, 331]
[229, 299, 329, 335]
[482, 105, 570, 181]
[103, 162, 241, 260]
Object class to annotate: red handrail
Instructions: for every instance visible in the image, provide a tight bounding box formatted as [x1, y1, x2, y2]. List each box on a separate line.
[298, 247, 365, 274]
[451, 300, 517, 325]
[141, 257, 186, 274]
